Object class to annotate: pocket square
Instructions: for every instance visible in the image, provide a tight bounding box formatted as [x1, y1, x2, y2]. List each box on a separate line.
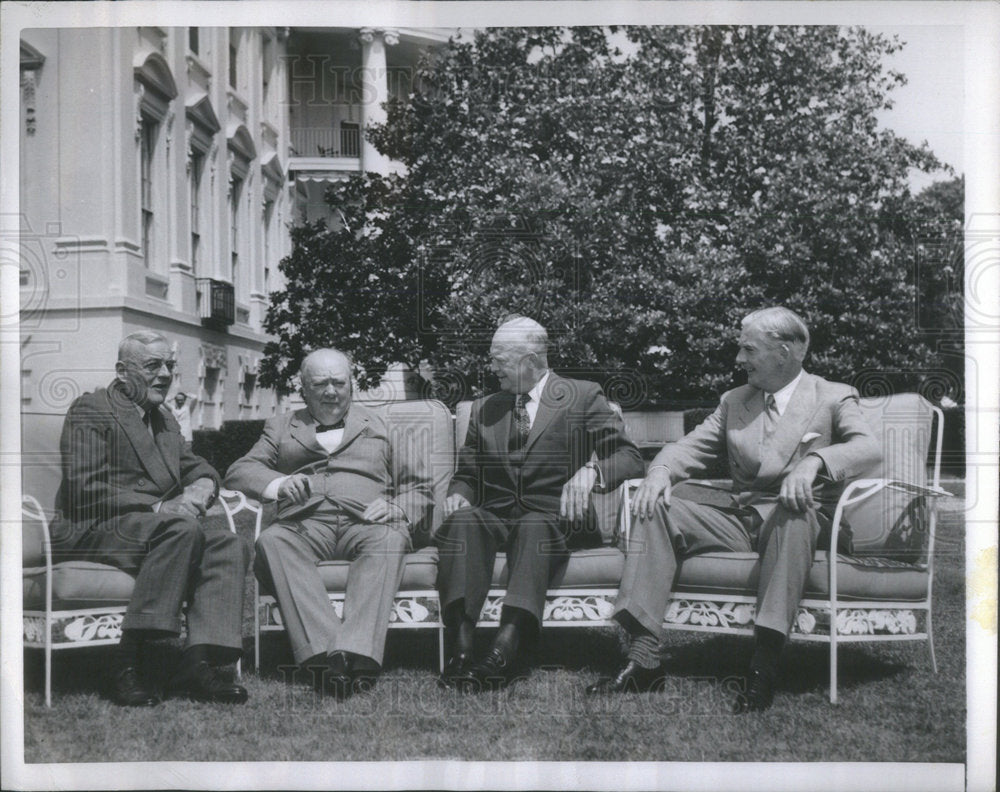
[800, 432, 822, 444]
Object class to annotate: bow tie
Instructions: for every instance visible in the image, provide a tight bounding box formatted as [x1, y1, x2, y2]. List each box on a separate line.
[315, 420, 345, 433]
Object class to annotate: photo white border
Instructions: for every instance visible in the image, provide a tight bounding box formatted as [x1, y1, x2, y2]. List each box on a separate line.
[1, 2, 995, 790]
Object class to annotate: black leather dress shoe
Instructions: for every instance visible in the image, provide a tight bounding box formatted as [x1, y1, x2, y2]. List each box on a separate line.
[437, 652, 476, 690]
[110, 666, 160, 707]
[171, 660, 248, 704]
[469, 646, 524, 692]
[732, 669, 775, 714]
[585, 661, 666, 695]
[316, 652, 353, 700]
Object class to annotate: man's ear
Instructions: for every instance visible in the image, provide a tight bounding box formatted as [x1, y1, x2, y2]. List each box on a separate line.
[114, 360, 128, 382]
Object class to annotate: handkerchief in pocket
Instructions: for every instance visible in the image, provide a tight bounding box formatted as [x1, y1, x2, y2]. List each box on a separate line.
[800, 432, 822, 444]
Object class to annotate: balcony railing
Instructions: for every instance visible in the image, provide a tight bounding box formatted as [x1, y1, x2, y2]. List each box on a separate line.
[289, 125, 360, 159]
[196, 278, 235, 329]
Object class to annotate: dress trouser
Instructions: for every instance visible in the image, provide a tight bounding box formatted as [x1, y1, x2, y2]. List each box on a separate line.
[79, 513, 250, 661]
[435, 507, 569, 625]
[254, 514, 410, 666]
[613, 497, 825, 637]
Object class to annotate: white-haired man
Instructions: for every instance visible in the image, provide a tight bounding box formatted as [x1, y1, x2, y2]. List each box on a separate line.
[225, 349, 433, 699]
[55, 331, 251, 706]
[588, 307, 881, 713]
[436, 316, 645, 692]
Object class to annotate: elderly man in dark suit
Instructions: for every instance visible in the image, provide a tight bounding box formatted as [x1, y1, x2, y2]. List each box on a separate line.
[55, 331, 251, 706]
[436, 316, 645, 691]
[588, 307, 881, 713]
[225, 348, 433, 698]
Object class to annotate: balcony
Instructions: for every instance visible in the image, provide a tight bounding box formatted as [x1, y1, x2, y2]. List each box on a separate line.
[196, 278, 235, 329]
[288, 125, 362, 176]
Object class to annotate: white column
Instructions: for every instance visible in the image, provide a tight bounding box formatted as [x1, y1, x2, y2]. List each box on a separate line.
[358, 27, 398, 175]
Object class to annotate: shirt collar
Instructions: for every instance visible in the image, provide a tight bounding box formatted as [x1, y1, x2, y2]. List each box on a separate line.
[766, 369, 804, 416]
[527, 370, 550, 403]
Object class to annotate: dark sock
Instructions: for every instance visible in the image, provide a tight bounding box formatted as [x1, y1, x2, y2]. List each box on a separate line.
[492, 623, 520, 657]
[112, 630, 143, 672]
[750, 626, 785, 676]
[497, 606, 538, 656]
[444, 600, 476, 658]
[456, 618, 475, 656]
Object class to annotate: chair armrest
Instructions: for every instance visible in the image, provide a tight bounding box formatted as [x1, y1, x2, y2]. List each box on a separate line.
[827, 478, 953, 567]
[218, 489, 264, 540]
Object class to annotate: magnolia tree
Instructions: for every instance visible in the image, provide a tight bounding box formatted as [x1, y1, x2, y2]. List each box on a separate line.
[261, 26, 960, 407]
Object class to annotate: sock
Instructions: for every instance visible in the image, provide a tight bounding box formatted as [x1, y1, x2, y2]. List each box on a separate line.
[626, 631, 662, 670]
[493, 624, 520, 657]
[111, 630, 143, 672]
[497, 606, 538, 655]
[750, 626, 785, 676]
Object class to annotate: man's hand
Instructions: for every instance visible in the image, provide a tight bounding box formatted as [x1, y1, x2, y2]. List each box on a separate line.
[560, 465, 598, 523]
[444, 493, 471, 518]
[278, 473, 312, 505]
[160, 479, 214, 518]
[363, 497, 404, 524]
[631, 466, 672, 522]
[779, 454, 824, 513]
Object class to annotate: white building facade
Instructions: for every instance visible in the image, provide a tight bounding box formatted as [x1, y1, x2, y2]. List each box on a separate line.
[19, 25, 448, 487]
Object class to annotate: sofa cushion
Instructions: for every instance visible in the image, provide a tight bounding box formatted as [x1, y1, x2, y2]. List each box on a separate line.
[673, 551, 928, 602]
[317, 545, 439, 591]
[23, 562, 135, 610]
[493, 548, 625, 588]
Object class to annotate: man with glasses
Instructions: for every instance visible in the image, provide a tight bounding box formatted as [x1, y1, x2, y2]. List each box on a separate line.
[54, 331, 251, 706]
[435, 316, 644, 692]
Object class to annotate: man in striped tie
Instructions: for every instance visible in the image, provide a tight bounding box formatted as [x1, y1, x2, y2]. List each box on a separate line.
[435, 316, 644, 692]
[588, 307, 881, 713]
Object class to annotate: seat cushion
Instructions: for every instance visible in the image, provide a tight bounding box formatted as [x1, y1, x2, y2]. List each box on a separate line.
[493, 548, 625, 588]
[317, 545, 440, 590]
[673, 551, 928, 602]
[23, 562, 135, 610]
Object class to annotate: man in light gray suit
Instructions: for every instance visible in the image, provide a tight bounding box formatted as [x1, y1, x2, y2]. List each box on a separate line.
[588, 307, 881, 713]
[225, 349, 433, 698]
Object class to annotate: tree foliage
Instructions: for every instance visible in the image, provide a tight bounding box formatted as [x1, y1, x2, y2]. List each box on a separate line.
[261, 26, 960, 407]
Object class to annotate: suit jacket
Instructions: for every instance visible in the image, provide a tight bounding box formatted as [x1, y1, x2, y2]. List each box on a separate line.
[653, 372, 881, 522]
[53, 380, 221, 560]
[224, 403, 434, 544]
[449, 373, 645, 541]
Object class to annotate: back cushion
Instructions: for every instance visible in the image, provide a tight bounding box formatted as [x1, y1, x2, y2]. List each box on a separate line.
[377, 400, 455, 547]
[843, 394, 936, 561]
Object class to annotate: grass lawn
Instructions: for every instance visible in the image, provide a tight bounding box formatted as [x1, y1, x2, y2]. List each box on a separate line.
[21, 499, 966, 764]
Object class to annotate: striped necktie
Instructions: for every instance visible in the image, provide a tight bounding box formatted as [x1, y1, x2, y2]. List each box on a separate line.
[511, 393, 531, 448]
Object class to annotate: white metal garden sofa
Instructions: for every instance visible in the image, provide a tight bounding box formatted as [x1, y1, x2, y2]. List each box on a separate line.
[24, 393, 949, 705]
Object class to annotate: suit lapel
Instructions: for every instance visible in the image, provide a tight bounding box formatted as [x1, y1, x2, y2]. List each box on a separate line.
[289, 410, 322, 454]
[729, 388, 764, 477]
[333, 405, 369, 453]
[522, 373, 561, 455]
[105, 384, 176, 492]
[756, 373, 821, 485]
[152, 407, 182, 484]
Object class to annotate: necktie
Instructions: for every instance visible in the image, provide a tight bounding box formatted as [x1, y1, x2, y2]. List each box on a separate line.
[142, 410, 154, 438]
[511, 393, 531, 449]
[315, 419, 345, 433]
[761, 393, 779, 442]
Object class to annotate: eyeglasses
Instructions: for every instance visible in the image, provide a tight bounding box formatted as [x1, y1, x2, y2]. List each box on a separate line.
[134, 358, 177, 374]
